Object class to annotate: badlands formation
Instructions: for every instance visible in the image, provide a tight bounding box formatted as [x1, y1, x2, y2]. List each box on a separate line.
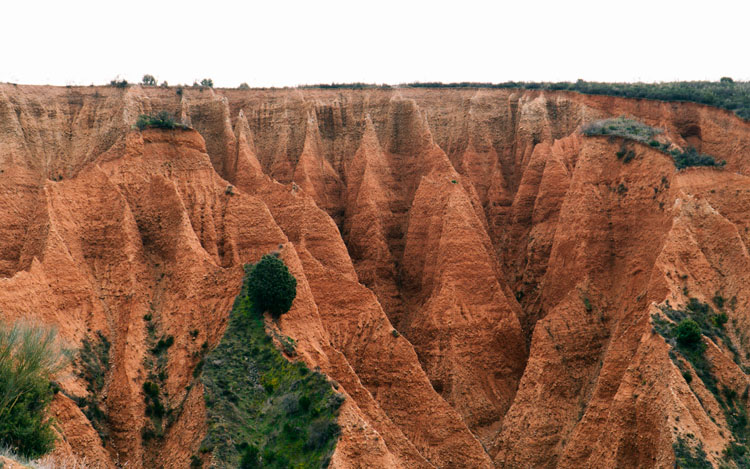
[1, 84, 749, 468]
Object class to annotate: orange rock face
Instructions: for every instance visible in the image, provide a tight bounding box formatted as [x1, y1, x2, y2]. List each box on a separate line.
[1, 84, 750, 468]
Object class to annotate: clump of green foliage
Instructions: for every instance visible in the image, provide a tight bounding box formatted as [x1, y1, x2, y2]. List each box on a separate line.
[74, 331, 111, 444]
[0, 322, 68, 459]
[238, 83, 250, 90]
[582, 117, 724, 169]
[676, 319, 703, 348]
[246, 254, 297, 318]
[199, 265, 343, 468]
[109, 78, 129, 88]
[135, 111, 188, 131]
[669, 147, 725, 170]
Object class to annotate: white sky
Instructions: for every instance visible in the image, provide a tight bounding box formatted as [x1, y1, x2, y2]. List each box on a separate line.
[2, 0, 748, 87]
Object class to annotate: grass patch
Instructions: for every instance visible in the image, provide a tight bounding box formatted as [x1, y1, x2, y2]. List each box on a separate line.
[199, 266, 343, 468]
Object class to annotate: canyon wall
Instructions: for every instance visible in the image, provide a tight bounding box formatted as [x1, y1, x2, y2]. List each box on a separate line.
[1, 84, 749, 468]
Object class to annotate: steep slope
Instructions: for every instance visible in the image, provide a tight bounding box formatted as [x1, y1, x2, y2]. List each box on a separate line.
[1, 84, 749, 468]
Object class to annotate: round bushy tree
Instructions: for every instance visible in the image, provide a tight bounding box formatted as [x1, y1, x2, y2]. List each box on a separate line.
[246, 254, 297, 318]
[141, 74, 156, 86]
[676, 319, 702, 348]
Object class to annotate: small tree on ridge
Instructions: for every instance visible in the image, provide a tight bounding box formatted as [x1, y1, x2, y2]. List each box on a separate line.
[246, 254, 297, 318]
[142, 74, 156, 86]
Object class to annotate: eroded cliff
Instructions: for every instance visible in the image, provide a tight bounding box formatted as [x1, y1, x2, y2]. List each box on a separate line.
[1, 84, 749, 468]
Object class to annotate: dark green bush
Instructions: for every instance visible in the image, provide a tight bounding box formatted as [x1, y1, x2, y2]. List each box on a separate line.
[676, 319, 703, 348]
[109, 78, 129, 88]
[151, 335, 174, 354]
[238, 83, 250, 90]
[0, 322, 68, 458]
[305, 419, 340, 451]
[713, 293, 726, 309]
[143, 381, 159, 398]
[246, 255, 297, 318]
[713, 312, 729, 328]
[239, 444, 260, 468]
[200, 78, 214, 88]
[136, 111, 182, 131]
[671, 147, 725, 170]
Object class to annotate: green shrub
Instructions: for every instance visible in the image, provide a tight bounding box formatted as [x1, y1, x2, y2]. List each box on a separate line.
[671, 147, 725, 170]
[151, 335, 174, 354]
[305, 419, 340, 451]
[0, 322, 68, 458]
[238, 83, 250, 90]
[239, 444, 260, 468]
[713, 312, 729, 328]
[109, 78, 129, 88]
[713, 293, 726, 309]
[143, 381, 159, 398]
[676, 319, 703, 348]
[246, 255, 297, 318]
[135, 111, 182, 131]
[200, 78, 214, 88]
